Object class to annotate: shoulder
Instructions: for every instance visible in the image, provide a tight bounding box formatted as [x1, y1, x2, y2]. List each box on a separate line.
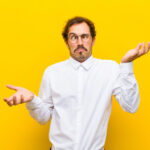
[94, 57, 119, 68]
[43, 59, 69, 74]
[94, 58, 120, 79]
[93, 58, 120, 77]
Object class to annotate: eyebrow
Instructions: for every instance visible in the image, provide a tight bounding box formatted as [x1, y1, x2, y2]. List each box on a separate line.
[68, 32, 89, 35]
[68, 32, 76, 35]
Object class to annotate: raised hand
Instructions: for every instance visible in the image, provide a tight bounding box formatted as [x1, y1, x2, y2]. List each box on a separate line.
[3, 84, 34, 106]
[121, 42, 150, 63]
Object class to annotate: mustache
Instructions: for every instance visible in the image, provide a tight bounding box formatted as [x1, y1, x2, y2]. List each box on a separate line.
[74, 45, 88, 52]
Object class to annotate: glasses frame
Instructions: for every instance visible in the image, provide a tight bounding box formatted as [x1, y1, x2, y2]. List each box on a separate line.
[68, 33, 91, 44]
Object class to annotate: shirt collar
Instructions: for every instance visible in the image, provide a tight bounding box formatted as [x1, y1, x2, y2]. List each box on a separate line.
[69, 55, 95, 71]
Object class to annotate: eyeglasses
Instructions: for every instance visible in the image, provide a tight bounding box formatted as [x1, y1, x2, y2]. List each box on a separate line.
[68, 33, 91, 44]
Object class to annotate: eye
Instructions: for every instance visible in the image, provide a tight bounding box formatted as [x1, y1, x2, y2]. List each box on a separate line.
[71, 35, 77, 40]
[81, 34, 89, 39]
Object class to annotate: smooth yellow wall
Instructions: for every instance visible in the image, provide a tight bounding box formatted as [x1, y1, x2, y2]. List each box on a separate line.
[0, 0, 150, 150]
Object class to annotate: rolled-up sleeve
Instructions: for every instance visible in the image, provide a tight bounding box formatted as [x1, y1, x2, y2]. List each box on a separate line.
[26, 68, 54, 125]
[112, 62, 140, 113]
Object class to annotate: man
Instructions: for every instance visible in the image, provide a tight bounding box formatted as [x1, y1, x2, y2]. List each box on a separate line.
[3, 16, 150, 150]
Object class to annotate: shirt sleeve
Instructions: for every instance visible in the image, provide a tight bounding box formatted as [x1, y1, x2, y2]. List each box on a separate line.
[26, 68, 54, 125]
[112, 62, 140, 113]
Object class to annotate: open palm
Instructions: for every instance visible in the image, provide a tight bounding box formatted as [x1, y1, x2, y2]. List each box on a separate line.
[4, 84, 34, 106]
[121, 42, 150, 63]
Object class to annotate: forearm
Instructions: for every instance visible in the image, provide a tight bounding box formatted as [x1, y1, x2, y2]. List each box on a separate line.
[113, 62, 140, 113]
[26, 94, 53, 125]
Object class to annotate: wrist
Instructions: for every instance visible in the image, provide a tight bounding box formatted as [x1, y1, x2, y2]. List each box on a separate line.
[121, 58, 133, 63]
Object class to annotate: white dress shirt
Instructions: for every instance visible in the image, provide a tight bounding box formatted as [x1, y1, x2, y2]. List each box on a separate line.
[26, 55, 140, 150]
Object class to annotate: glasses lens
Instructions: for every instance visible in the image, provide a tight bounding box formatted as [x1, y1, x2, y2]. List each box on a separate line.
[69, 34, 78, 43]
[68, 33, 90, 43]
[81, 34, 89, 41]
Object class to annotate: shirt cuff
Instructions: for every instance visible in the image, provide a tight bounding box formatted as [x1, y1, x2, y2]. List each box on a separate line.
[26, 94, 41, 108]
[119, 62, 133, 73]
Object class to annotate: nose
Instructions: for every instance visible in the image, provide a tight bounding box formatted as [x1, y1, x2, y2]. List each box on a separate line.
[77, 36, 83, 45]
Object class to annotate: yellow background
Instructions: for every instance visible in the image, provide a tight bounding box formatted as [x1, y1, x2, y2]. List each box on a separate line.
[0, 0, 150, 150]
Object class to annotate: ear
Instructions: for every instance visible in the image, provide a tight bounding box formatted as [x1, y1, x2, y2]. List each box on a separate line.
[92, 37, 95, 46]
[65, 41, 69, 49]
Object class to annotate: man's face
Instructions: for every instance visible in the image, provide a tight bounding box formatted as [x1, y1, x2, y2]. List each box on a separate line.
[66, 22, 95, 63]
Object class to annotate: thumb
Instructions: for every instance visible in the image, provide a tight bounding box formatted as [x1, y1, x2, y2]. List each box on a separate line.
[6, 84, 19, 91]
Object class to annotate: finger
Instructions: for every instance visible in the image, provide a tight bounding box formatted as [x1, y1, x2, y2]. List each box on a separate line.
[142, 42, 146, 53]
[13, 95, 17, 105]
[20, 94, 25, 103]
[3, 97, 8, 102]
[147, 42, 150, 48]
[13, 95, 21, 105]
[146, 42, 150, 53]
[137, 43, 145, 56]
[6, 84, 19, 91]
[139, 42, 146, 56]
[136, 43, 142, 50]
[6, 95, 14, 102]
[7, 100, 14, 106]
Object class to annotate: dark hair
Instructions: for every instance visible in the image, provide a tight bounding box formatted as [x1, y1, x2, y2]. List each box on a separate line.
[62, 16, 96, 42]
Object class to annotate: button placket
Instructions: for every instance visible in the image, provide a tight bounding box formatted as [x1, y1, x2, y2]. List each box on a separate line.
[75, 65, 84, 149]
